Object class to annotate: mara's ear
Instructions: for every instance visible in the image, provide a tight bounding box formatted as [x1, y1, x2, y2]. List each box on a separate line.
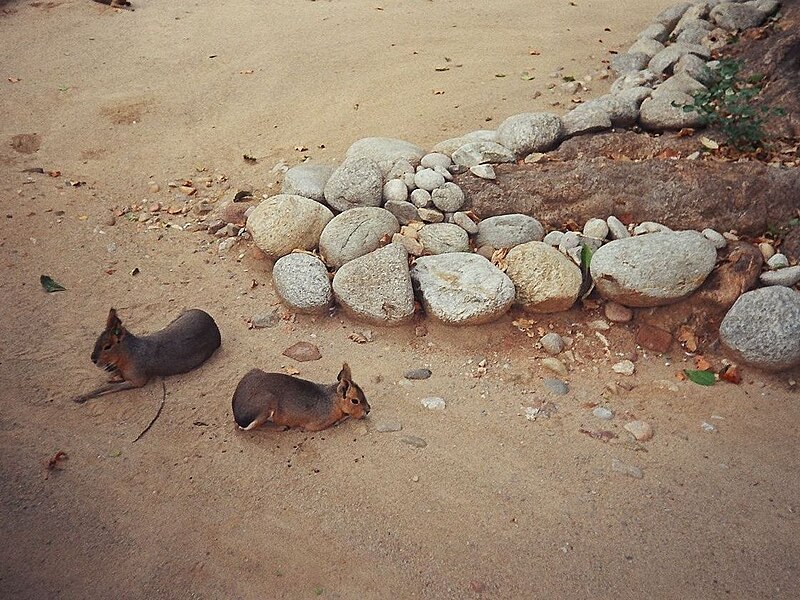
[337, 363, 352, 383]
[106, 308, 124, 336]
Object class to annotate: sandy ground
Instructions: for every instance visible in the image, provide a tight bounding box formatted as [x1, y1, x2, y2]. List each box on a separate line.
[1, 1, 799, 599]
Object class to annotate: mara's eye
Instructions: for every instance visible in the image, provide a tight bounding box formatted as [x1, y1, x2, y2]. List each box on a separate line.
[351, 398, 360, 405]
[103, 344, 112, 351]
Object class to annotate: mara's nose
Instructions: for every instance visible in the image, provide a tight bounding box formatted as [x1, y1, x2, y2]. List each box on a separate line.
[91, 352, 98, 364]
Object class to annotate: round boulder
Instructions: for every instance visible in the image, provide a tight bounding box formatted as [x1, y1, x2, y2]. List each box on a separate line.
[281, 163, 334, 203]
[246, 194, 334, 259]
[475, 214, 545, 249]
[319, 207, 400, 268]
[418, 223, 471, 255]
[590, 230, 717, 307]
[345, 137, 425, 176]
[272, 253, 332, 313]
[411, 253, 515, 325]
[720, 286, 800, 372]
[323, 157, 384, 212]
[332, 243, 415, 325]
[505, 242, 583, 312]
[495, 112, 563, 156]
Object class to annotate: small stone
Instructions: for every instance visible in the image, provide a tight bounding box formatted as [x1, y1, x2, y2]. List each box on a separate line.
[404, 368, 432, 380]
[383, 179, 409, 203]
[414, 168, 446, 192]
[604, 301, 633, 323]
[420, 152, 453, 169]
[636, 323, 673, 353]
[583, 218, 609, 240]
[760, 265, 800, 287]
[541, 357, 568, 377]
[540, 332, 565, 355]
[401, 436, 428, 448]
[543, 231, 564, 246]
[218, 238, 237, 253]
[384, 200, 420, 225]
[702, 228, 727, 249]
[612, 360, 636, 376]
[148, 182, 160, 193]
[375, 421, 403, 433]
[279, 342, 321, 362]
[410, 188, 433, 208]
[421, 397, 446, 410]
[606, 216, 630, 240]
[588, 319, 611, 331]
[593, 406, 614, 420]
[701, 421, 717, 433]
[543, 378, 569, 395]
[758, 242, 775, 261]
[391, 233, 424, 256]
[433, 165, 453, 181]
[452, 211, 478, 234]
[611, 458, 643, 479]
[469, 164, 497, 180]
[767, 253, 789, 269]
[418, 207, 445, 223]
[624, 420, 654, 441]
[103, 214, 116, 227]
[431, 182, 465, 212]
[251, 310, 280, 329]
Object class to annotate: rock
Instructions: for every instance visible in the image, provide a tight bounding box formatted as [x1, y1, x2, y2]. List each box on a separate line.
[633, 221, 673, 235]
[639, 91, 704, 130]
[541, 357, 568, 377]
[702, 228, 727, 249]
[401, 435, 428, 448]
[318, 207, 400, 268]
[759, 242, 776, 261]
[451, 141, 516, 167]
[345, 137, 425, 176]
[281, 163, 334, 202]
[611, 458, 643, 479]
[540, 332, 565, 355]
[433, 165, 453, 182]
[760, 265, 800, 287]
[604, 301, 633, 323]
[624, 420, 654, 442]
[590, 231, 717, 307]
[421, 397, 446, 410]
[767, 253, 789, 269]
[628, 37, 665, 58]
[611, 52, 652, 76]
[606, 216, 630, 240]
[218, 238, 237, 253]
[612, 360, 636, 376]
[505, 242, 583, 312]
[415, 168, 446, 192]
[543, 378, 569, 395]
[675, 19, 714, 45]
[562, 104, 612, 138]
[246, 194, 333, 259]
[417, 223, 471, 255]
[638, 22, 671, 43]
[651, 73, 707, 100]
[673, 53, 716, 86]
[720, 287, 800, 371]
[420, 152, 453, 169]
[701, 421, 717, 434]
[404, 368, 432, 380]
[608, 87, 652, 126]
[610, 69, 658, 94]
[387, 159, 415, 180]
[583, 218, 609, 240]
[323, 157, 384, 212]
[588, 319, 611, 331]
[469, 164, 497, 179]
[272, 253, 332, 313]
[418, 207, 445, 223]
[495, 112, 563, 156]
[375, 421, 403, 433]
[251, 309, 281, 329]
[431, 183, 466, 212]
[636, 323, 673, 353]
[431, 132, 497, 155]
[384, 200, 420, 225]
[411, 253, 515, 325]
[648, 43, 710, 75]
[452, 211, 478, 234]
[383, 179, 409, 203]
[593, 406, 614, 420]
[332, 243, 415, 325]
[475, 214, 545, 249]
[710, 3, 769, 31]
[282, 341, 322, 362]
[410, 188, 433, 208]
[543, 231, 564, 246]
[655, 2, 692, 30]
[391, 232, 424, 256]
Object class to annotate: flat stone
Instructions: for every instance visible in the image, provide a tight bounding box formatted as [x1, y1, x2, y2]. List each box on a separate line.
[451, 141, 516, 167]
[319, 207, 400, 268]
[624, 420, 654, 442]
[475, 214, 545, 249]
[375, 421, 403, 433]
[418, 207, 445, 223]
[346, 137, 425, 176]
[469, 164, 497, 179]
[282, 341, 322, 362]
[593, 406, 614, 420]
[401, 435, 428, 448]
[452, 211, 478, 234]
[421, 397, 446, 410]
[543, 378, 569, 395]
[384, 200, 420, 225]
[404, 368, 432, 380]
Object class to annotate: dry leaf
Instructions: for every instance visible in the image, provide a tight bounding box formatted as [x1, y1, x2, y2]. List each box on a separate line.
[283, 366, 300, 376]
[677, 326, 698, 353]
[239, 69, 254, 75]
[433, 89, 445, 95]
[694, 355, 712, 371]
[700, 137, 719, 150]
[677, 128, 695, 138]
[720, 364, 742, 384]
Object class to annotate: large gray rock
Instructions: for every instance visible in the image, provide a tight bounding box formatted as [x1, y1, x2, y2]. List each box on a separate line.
[611, 52, 652, 76]
[431, 131, 498, 156]
[654, 2, 692, 30]
[332, 243, 415, 325]
[496, 112, 563, 156]
[590, 230, 717, 307]
[639, 91, 705, 130]
[673, 54, 717, 86]
[638, 22, 671, 43]
[505, 241, 583, 312]
[246, 194, 333, 259]
[562, 104, 613, 138]
[411, 253, 515, 325]
[418, 223, 471, 254]
[323, 157, 384, 212]
[648, 43, 711, 75]
[675, 19, 713, 45]
[628, 37, 665, 59]
[281, 163, 334, 203]
[650, 72, 707, 100]
[610, 69, 658, 94]
[710, 3, 769, 31]
[272, 253, 332, 313]
[319, 207, 400, 268]
[475, 214, 545, 249]
[451, 141, 515, 167]
[345, 137, 425, 176]
[720, 287, 800, 371]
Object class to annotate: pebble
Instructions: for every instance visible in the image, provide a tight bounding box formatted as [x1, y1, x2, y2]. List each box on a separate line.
[540, 332, 565, 355]
[543, 378, 569, 395]
[421, 397, 446, 410]
[702, 228, 727, 249]
[401, 436, 428, 448]
[404, 368, 432, 380]
[606, 215, 630, 240]
[604, 301, 633, 323]
[452, 211, 478, 234]
[431, 182, 465, 212]
[612, 360, 636, 376]
[758, 242, 775, 261]
[593, 406, 614, 420]
[383, 178, 409, 203]
[251, 310, 281, 329]
[543, 231, 564, 246]
[410, 188, 433, 208]
[760, 265, 800, 287]
[148, 182, 160, 193]
[541, 357, 568, 377]
[375, 421, 403, 433]
[469, 164, 497, 180]
[420, 152, 452, 169]
[623, 420, 654, 441]
[218, 238, 237, 253]
[588, 319, 611, 331]
[611, 458, 644, 479]
[414, 168, 446, 192]
[767, 253, 789, 269]
[701, 421, 717, 433]
[583, 218, 609, 240]
[417, 207, 445, 223]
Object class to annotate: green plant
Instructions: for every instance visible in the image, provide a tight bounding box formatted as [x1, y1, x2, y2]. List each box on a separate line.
[679, 59, 784, 151]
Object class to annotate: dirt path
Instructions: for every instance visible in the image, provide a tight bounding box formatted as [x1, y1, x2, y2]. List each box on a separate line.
[1, 1, 799, 599]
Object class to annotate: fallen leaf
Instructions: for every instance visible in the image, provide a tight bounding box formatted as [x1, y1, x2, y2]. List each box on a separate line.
[433, 89, 445, 95]
[700, 136, 719, 150]
[719, 364, 742, 384]
[495, 73, 507, 78]
[529, 48, 541, 55]
[48, 170, 61, 177]
[239, 69, 254, 75]
[520, 71, 535, 80]
[243, 154, 257, 163]
[283, 366, 300, 376]
[434, 67, 450, 72]
[694, 355, 712, 371]
[579, 427, 617, 442]
[684, 369, 716, 386]
[677, 326, 698, 352]
[677, 128, 695, 138]
[46, 451, 68, 470]
[40, 275, 66, 292]
[130, 267, 140, 276]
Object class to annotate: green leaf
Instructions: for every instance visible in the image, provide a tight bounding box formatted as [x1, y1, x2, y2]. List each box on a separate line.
[684, 369, 716, 386]
[580, 244, 593, 271]
[40, 275, 66, 293]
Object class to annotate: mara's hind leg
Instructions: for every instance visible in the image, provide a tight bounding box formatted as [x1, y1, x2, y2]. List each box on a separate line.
[239, 410, 274, 431]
